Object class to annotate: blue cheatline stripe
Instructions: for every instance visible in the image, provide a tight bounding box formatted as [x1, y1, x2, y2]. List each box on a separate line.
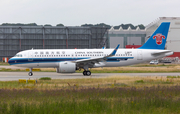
[9, 57, 89, 63]
[9, 57, 134, 65]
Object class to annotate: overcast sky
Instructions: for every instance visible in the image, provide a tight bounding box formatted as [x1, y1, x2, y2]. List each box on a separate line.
[0, 0, 179, 26]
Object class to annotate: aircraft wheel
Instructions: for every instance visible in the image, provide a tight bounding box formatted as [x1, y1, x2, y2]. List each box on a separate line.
[86, 71, 91, 76]
[28, 72, 33, 76]
[83, 71, 87, 76]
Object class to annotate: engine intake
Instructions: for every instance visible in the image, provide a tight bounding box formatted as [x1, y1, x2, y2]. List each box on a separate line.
[56, 62, 76, 73]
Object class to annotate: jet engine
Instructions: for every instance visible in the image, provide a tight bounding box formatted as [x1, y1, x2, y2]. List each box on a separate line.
[56, 62, 76, 73]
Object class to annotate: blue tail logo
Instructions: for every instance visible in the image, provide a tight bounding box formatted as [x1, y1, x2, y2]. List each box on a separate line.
[138, 22, 170, 50]
[153, 33, 165, 45]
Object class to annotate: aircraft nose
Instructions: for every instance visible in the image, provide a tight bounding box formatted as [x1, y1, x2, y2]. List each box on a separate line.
[8, 58, 13, 65]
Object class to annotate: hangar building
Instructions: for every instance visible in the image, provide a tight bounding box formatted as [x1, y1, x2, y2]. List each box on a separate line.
[108, 26, 146, 48]
[0, 26, 108, 61]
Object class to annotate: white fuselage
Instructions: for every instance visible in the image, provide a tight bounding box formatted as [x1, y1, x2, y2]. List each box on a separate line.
[8, 48, 173, 68]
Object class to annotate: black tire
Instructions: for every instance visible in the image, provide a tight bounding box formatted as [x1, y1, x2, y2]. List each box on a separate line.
[83, 71, 87, 76]
[86, 71, 91, 76]
[28, 72, 33, 76]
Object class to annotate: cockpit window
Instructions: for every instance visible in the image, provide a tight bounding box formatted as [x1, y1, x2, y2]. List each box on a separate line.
[14, 54, 22, 57]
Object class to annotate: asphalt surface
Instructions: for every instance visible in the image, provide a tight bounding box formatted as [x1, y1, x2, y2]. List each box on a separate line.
[0, 72, 180, 81]
[0, 65, 180, 81]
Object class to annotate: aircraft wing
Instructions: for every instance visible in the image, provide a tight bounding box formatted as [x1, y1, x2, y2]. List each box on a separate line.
[72, 44, 120, 66]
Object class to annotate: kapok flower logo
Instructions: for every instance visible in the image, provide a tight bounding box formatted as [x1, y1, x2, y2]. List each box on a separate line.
[153, 33, 165, 45]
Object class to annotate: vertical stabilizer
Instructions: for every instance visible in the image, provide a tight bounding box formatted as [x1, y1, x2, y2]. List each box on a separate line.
[138, 22, 170, 50]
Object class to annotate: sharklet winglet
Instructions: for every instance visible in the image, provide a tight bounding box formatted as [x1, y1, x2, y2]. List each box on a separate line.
[107, 44, 120, 57]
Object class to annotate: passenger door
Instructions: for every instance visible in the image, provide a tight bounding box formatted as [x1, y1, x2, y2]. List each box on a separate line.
[28, 51, 33, 61]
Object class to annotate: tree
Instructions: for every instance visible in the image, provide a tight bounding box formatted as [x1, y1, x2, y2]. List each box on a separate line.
[56, 24, 64, 26]
[44, 24, 52, 26]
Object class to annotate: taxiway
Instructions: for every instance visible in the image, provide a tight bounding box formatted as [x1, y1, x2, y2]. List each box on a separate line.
[0, 72, 179, 81]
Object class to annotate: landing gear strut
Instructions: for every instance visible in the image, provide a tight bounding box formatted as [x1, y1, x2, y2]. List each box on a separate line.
[83, 70, 91, 76]
[28, 68, 33, 76]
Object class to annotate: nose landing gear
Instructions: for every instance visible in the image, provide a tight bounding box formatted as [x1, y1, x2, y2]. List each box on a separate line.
[28, 72, 33, 76]
[28, 68, 33, 76]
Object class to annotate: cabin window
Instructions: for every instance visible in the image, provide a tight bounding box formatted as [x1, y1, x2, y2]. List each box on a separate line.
[46, 52, 49, 54]
[35, 52, 38, 54]
[40, 52, 44, 54]
[56, 52, 60, 54]
[51, 52, 54, 55]
[14, 54, 22, 57]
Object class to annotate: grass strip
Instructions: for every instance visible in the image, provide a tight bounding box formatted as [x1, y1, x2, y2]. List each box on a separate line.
[0, 76, 179, 113]
[39, 77, 51, 80]
[0, 86, 179, 114]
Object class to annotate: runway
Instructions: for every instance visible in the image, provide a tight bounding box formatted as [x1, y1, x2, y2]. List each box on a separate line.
[0, 72, 180, 81]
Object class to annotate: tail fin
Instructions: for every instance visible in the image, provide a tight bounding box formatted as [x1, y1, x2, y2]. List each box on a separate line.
[138, 22, 170, 50]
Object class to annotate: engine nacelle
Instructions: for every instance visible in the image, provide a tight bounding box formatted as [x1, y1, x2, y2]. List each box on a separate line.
[56, 62, 76, 73]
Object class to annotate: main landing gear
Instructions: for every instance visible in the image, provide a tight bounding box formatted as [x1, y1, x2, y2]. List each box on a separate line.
[83, 65, 91, 76]
[83, 70, 91, 76]
[28, 68, 33, 76]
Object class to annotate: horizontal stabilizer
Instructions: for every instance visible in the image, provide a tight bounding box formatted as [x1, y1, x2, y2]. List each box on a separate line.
[151, 50, 173, 56]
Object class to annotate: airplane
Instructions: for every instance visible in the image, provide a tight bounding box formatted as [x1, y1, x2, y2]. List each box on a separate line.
[8, 22, 173, 76]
